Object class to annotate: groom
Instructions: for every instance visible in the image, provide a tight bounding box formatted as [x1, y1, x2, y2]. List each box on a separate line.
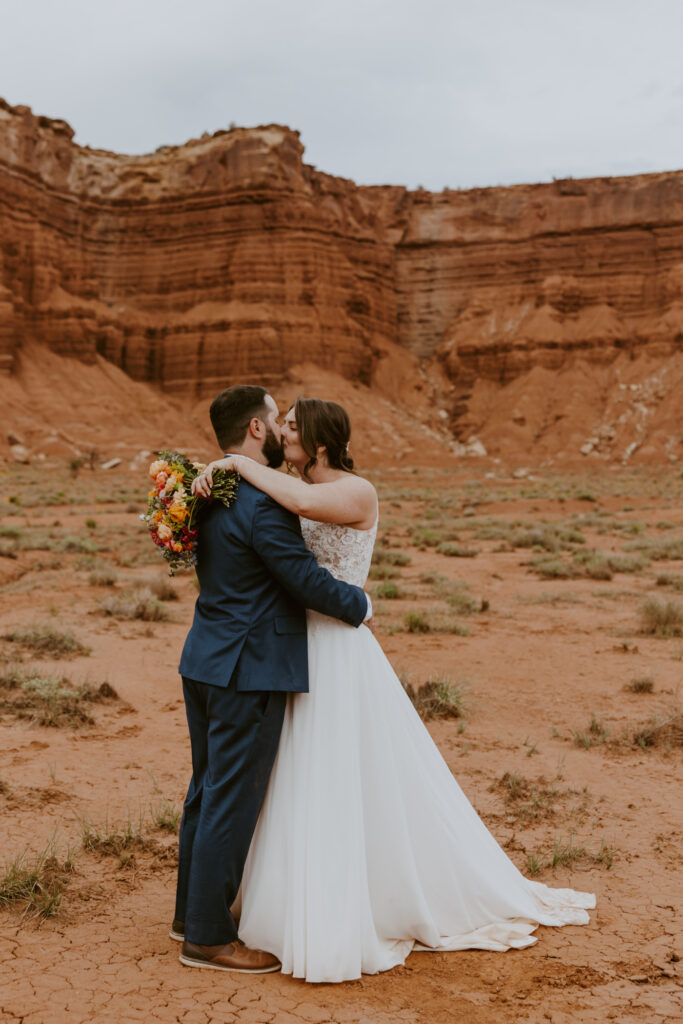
[174, 384, 370, 973]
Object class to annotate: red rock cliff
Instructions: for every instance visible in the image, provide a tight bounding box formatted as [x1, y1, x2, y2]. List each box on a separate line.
[1, 97, 683, 423]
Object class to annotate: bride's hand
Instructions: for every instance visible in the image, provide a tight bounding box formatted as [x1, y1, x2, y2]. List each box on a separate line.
[192, 457, 236, 498]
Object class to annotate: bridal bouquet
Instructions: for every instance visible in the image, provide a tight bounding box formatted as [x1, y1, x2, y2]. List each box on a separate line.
[143, 449, 239, 574]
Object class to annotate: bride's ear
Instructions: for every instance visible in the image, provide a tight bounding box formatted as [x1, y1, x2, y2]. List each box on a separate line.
[316, 444, 328, 464]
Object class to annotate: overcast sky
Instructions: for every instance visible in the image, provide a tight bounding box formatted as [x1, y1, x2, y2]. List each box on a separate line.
[1, 0, 682, 190]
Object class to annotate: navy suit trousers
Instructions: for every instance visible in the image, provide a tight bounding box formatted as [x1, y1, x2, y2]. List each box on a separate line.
[174, 677, 286, 945]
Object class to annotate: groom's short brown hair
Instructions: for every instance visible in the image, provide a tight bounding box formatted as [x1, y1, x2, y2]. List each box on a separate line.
[210, 385, 270, 450]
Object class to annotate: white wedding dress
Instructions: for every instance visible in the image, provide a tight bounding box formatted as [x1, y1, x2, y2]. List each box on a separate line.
[239, 518, 595, 983]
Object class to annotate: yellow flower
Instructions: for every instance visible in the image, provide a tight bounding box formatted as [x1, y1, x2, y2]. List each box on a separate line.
[168, 503, 189, 523]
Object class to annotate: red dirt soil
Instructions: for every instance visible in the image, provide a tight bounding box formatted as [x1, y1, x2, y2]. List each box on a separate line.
[1, 454, 681, 1024]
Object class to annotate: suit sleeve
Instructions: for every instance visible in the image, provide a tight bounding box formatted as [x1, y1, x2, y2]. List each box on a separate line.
[251, 498, 368, 628]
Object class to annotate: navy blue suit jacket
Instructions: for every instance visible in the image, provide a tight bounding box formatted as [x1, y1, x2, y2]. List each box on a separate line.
[179, 480, 367, 692]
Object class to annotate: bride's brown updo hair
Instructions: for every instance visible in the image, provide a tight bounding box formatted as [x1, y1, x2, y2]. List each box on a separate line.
[294, 397, 354, 479]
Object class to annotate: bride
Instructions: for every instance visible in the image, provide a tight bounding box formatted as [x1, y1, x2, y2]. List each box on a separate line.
[192, 397, 595, 984]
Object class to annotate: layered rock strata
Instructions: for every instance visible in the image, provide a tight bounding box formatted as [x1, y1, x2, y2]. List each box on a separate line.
[1, 98, 683, 445]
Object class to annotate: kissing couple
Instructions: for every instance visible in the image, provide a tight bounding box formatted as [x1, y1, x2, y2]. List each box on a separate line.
[172, 385, 595, 983]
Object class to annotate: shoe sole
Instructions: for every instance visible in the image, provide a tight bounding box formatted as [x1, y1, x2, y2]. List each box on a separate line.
[179, 952, 281, 973]
[169, 929, 184, 942]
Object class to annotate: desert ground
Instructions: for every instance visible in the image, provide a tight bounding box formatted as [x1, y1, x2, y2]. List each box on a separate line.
[0, 456, 681, 1024]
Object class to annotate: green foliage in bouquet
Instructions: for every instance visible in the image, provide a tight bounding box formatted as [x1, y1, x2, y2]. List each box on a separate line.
[142, 449, 238, 574]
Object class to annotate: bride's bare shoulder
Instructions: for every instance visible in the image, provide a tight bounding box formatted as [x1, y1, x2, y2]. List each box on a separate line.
[339, 474, 377, 513]
[341, 473, 376, 496]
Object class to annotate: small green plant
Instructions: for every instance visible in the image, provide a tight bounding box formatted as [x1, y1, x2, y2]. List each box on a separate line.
[403, 611, 430, 634]
[85, 518, 97, 530]
[80, 814, 148, 859]
[410, 527, 443, 549]
[375, 581, 400, 600]
[2, 625, 91, 659]
[527, 853, 543, 876]
[596, 840, 614, 869]
[551, 831, 586, 868]
[573, 714, 608, 748]
[0, 841, 74, 917]
[504, 772, 524, 800]
[150, 797, 182, 832]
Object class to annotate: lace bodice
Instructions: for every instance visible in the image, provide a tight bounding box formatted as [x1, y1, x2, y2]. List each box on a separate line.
[300, 517, 378, 587]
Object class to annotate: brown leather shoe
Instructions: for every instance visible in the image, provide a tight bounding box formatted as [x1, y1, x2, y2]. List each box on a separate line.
[169, 919, 184, 942]
[179, 939, 281, 974]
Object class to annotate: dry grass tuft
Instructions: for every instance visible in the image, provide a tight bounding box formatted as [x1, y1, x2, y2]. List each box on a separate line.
[656, 573, 683, 593]
[2, 626, 91, 659]
[80, 815, 151, 864]
[88, 568, 118, 587]
[372, 549, 411, 567]
[401, 609, 469, 636]
[142, 576, 179, 602]
[638, 599, 683, 637]
[527, 832, 614, 876]
[437, 541, 479, 558]
[149, 797, 182, 832]
[100, 587, 170, 621]
[401, 675, 468, 720]
[625, 675, 655, 694]
[0, 842, 75, 918]
[573, 714, 609, 749]
[632, 712, 683, 750]
[0, 669, 119, 728]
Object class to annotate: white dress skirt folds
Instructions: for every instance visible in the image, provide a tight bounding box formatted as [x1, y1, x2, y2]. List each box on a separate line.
[238, 517, 595, 983]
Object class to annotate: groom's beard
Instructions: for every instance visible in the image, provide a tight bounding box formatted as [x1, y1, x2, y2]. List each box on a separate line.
[263, 427, 285, 469]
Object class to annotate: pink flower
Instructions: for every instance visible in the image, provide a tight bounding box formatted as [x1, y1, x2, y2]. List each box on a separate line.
[155, 471, 169, 490]
[149, 459, 169, 479]
[157, 521, 173, 543]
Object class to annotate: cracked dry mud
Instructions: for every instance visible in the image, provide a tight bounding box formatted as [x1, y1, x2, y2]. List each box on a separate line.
[0, 462, 681, 1024]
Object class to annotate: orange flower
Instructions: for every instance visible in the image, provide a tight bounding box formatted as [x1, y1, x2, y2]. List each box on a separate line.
[168, 503, 189, 523]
